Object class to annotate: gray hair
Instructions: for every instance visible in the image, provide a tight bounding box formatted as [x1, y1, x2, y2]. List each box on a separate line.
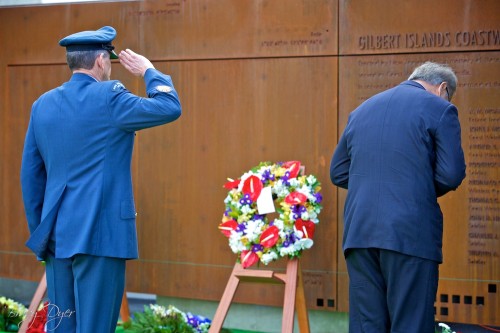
[66, 50, 108, 71]
[408, 61, 458, 99]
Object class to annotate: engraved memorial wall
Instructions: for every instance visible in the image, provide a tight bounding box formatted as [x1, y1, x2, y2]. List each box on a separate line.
[0, 0, 498, 327]
[338, 0, 499, 325]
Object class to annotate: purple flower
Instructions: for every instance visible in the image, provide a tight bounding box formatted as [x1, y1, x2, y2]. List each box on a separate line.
[286, 233, 298, 244]
[239, 193, 252, 205]
[252, 214, 265, 221]
[236, 223, 247, 233]
[281, 171, 291, 186]
[261, 169, 275, 183]
[252, 244, 264, 252]
[291, 205, 307, 219]
[186, 313, 199, 326]
[186, 312, 212, 332]
[314, 192, 323, 203]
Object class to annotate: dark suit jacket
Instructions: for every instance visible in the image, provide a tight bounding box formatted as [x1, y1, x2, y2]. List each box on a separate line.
[21, 68, 181, 260]
[330, 80, 466, 263]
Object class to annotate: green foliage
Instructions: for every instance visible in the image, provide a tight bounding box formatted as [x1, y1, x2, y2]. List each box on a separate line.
[127, 306, 196, 333]
[0, 297, 27, 332]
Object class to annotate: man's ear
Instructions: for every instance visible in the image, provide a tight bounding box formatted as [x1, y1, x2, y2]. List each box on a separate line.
[95, 53, 105, 69]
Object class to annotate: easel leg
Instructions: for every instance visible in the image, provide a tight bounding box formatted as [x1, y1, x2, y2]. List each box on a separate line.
[295, 266, 310, 333]
[282, 259, 298, 333]
[209, 269, 241, 333]
[120, 291, 130, 322]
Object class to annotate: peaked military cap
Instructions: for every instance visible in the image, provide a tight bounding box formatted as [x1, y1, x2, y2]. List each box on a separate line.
[59, 26, 118, 59]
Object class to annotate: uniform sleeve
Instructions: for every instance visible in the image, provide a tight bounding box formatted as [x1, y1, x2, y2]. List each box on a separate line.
[433, 105, 466, 197]
[330, 128, 351, 189]
[108, 68, 182, 132]
[20, 111, 47, 233]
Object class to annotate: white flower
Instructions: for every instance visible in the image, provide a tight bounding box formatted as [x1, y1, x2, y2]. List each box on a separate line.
[261, 251, 278, 264]
[151, 304, 168, 317]
[279, 245, 296, 256]
[273, 219, 284, 230]
[437, 323, 455, 333]
[288, 178, 299, 187]
[301, 212, 310, 220]
[0, 296, 27, 318]
[297, 238, 314, 249]
[306, 175, 317, 185]
[229, 232, 247, 253]
[240, 205, 254, 214]
[295, 229, 304, 238]
[273, 219, 288, 239]
[308, 210, 319, 223]
[438, 323, 450, 329]
[297, 185, 315, 200]
[273, 180, 290, 197]
[245, 219, 264, 242]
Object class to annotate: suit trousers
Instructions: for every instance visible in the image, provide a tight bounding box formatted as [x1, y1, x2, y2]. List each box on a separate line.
[45, 253, 126, 333]
[345, 248, 439, 333]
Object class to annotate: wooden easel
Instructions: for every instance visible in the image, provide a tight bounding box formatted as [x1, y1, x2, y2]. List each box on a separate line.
[18, 272, 130, 333]
[209, 258, 310, 333]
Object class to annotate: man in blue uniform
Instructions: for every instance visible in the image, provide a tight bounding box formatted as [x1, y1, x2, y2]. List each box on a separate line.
[330, 62, 466, 333]
[21, 26, 181, 332]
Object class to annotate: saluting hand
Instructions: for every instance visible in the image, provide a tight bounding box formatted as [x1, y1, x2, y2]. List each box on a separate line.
[118, 49, 155, 77]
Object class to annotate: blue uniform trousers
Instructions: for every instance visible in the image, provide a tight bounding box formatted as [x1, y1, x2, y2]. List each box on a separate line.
[45, 253, 126, 333]
[345, 248, 438, 333]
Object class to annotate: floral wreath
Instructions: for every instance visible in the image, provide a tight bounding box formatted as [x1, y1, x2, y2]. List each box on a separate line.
[219, 161, 322, 268]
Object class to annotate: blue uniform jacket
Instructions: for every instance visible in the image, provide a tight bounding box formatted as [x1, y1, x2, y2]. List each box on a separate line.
[330, 80, 466, 263]
[21, 68, 181, 260]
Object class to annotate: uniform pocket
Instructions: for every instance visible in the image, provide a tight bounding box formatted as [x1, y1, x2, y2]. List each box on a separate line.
[121, 200, 137, 219]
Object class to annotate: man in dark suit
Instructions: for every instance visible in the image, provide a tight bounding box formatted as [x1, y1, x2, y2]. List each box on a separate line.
[21, 26, 181, 332]
[330, 62, 466, 333]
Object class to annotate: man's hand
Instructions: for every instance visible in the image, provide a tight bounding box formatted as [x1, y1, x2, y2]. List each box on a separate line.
[118, 49, 155, 77]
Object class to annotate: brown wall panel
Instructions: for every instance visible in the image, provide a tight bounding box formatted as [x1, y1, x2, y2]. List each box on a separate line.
[436, 280, 499, 326]
[339, 0, 500, 55]
[136, 0, 338, 60]
[130, 57, 338, 309]
[0, 0, 337, 66]
[0, 253, 44, 281]
[0, 2, 141, 65]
